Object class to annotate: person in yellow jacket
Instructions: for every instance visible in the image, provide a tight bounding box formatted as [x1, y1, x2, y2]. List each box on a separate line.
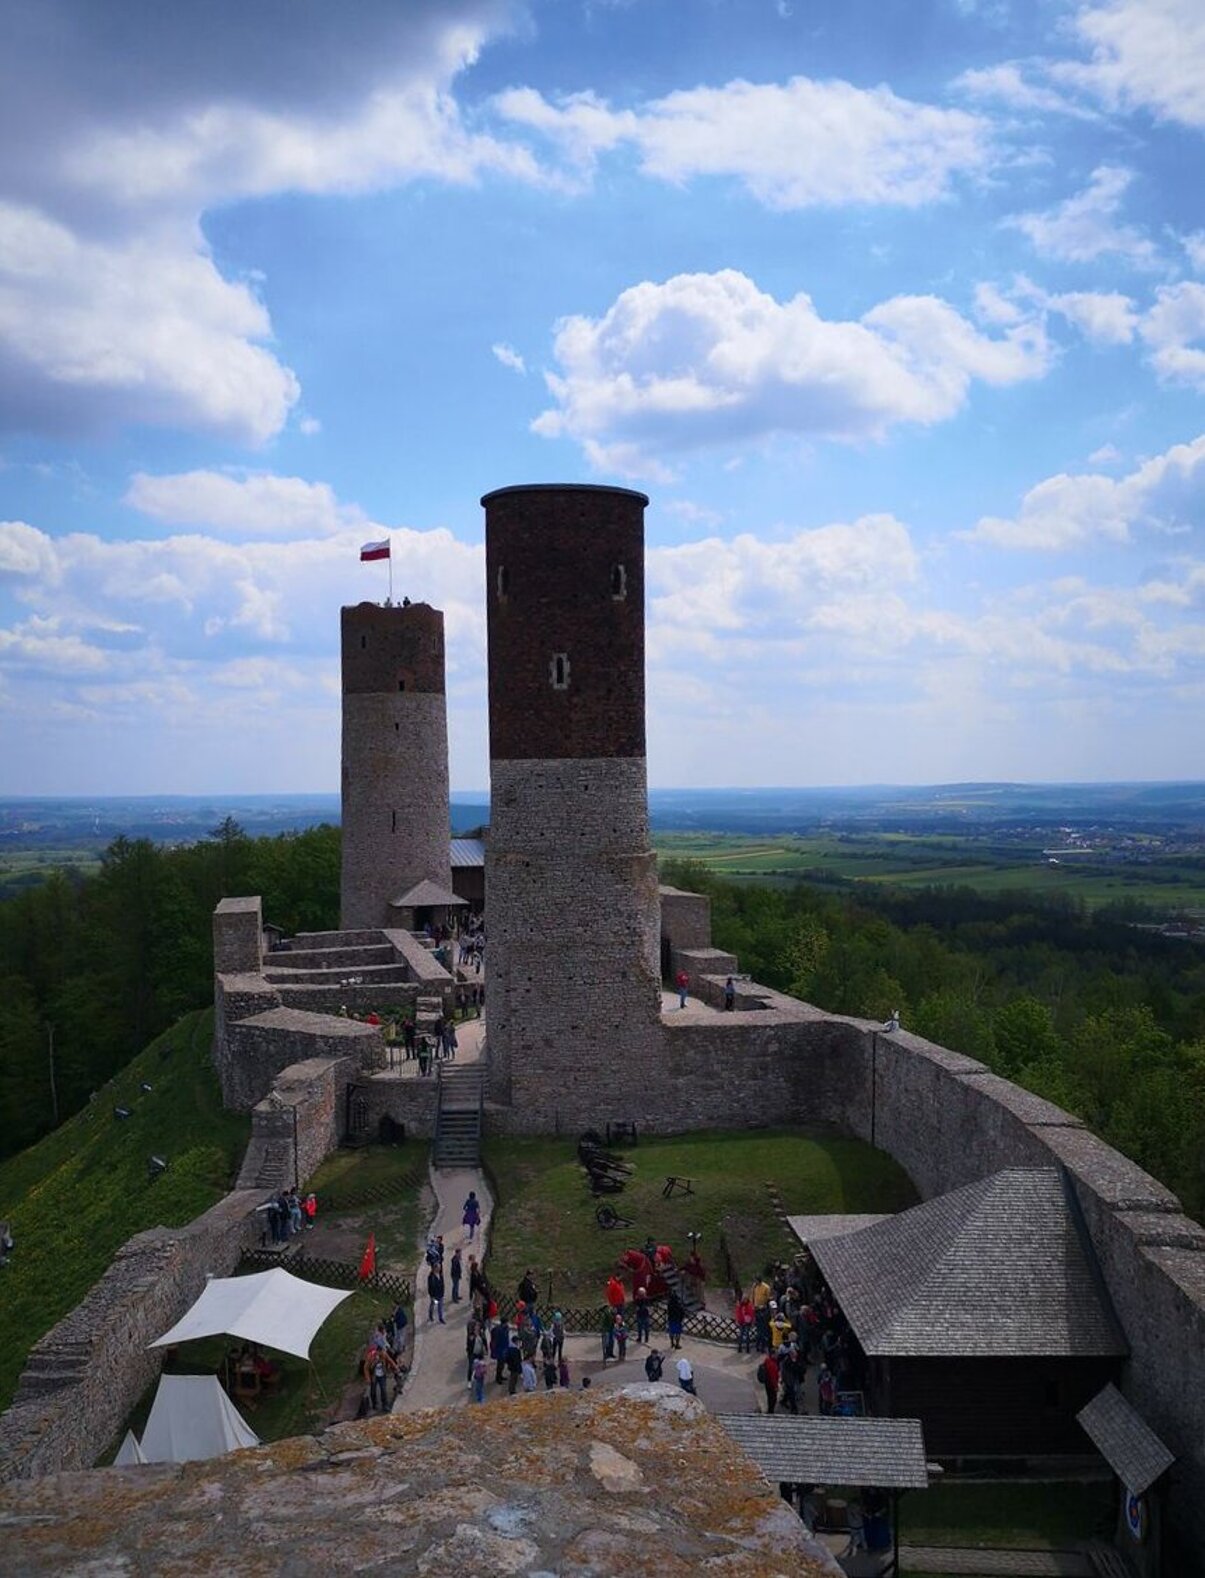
[768, 1303, 792, 1353]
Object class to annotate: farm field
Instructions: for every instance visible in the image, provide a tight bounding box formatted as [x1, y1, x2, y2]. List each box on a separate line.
[654, 831, 1205, 911]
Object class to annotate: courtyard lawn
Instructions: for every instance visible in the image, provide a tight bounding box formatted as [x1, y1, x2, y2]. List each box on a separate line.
[900, 1480, 1114, 1553]
[304, 1141, 429, 1270]
[481, 1128, 917, 1307]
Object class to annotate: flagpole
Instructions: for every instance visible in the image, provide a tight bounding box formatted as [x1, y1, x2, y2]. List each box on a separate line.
[388, 538, 393, 606]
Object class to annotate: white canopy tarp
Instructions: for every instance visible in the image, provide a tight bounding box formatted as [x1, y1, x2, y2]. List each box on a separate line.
[138, 1374, 259, 1464]
[112, 1428, 147, 1466]
[148, 1267, 352, 1360]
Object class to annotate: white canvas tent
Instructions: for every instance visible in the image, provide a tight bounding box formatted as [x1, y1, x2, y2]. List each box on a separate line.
[112, 1428, 147, 1466]
[131, 1375, 259, 1464]
[149, 1267, 352, 1360]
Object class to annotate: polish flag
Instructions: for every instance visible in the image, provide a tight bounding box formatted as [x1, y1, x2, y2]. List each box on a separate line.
[360, 539, 390, 562]
[358, 1233, 377, 1280]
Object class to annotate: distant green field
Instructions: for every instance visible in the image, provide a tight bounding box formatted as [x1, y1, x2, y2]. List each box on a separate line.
[655, 832, 1205, 911]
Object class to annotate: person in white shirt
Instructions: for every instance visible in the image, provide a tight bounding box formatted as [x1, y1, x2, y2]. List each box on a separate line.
[676, 1355, 696, 1395]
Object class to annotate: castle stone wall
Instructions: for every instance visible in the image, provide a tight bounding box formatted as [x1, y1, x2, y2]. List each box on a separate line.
[222, 1007, 384, 1111]
[238, 1055, 356, 1192]
[0, 1189, 262, 1482]
[659, 886, 714, 956]
[212, 895, 263, 975]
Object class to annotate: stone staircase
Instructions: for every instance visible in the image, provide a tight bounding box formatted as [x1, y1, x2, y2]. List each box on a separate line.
[433, 1064, 484, 1169]
[236, 1135, 294, 1191]
[415, 993, 443, 1039]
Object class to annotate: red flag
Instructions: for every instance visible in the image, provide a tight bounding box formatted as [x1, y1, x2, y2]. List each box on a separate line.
[358, 1232, 376, 1280]
[360, 539, 390, 562]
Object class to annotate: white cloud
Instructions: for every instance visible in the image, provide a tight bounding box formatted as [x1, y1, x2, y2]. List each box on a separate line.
[495, 74, 991, 209]
[1183, 233, 1205, 273]
[491, 342, 527, 374]
[1046, 289, 1138, 345]
[1140, 282, 1205, 388]
[953, 62, 1093, 118]
[1006, 165, 1157, 266]
[0, 1, 537, 443]
[968, 431, 1205, 549]
[1087, 442, 1122, 465]
[1053, 0, 1205, 131]
[534, 269, 1050, 476]
[125, 470, 365, 539]
[0, 203, 299, 442]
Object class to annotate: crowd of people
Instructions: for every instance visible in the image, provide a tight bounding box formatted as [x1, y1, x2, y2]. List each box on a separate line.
[737, 1261, 861, 1417]
[258, 1188, 317, 1245]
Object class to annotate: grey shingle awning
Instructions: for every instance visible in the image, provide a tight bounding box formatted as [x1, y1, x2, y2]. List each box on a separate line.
[389, 879, 467, 909]
[449, 838, 485, 868]
[787, 1214, 892, 1246]
[810, 1167, 1127, 1359]
[717, 1414, 930, 1490]
[1077, 1384, 1174, 1495]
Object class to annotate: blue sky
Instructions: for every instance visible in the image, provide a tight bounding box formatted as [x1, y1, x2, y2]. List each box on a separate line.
[1, 0, 1203, 793]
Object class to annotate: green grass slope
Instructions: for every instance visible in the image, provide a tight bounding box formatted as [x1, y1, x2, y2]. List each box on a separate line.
[0, 1008, 248, 1411]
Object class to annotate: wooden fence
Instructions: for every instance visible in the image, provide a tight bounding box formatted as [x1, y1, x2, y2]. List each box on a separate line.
[238, 1247, 412, 1304]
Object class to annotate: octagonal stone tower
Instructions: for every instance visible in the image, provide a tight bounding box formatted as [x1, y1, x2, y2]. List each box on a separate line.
[340, 601, 452, 930]
[483, 484, 662, 1124]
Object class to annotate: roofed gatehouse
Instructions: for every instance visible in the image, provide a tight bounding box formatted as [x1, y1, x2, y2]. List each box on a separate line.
[809, 1167, 1127, 1458]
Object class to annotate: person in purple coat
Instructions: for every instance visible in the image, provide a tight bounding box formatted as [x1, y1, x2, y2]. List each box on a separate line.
[462, 1189, 482, 1242]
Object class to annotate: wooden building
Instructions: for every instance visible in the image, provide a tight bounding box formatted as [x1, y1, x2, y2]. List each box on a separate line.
[810, 1168, 1127, 1460]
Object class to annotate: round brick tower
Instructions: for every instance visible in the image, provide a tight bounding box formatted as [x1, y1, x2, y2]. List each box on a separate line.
[340, 601, 452, 931]
[483, 483, 662, 1123]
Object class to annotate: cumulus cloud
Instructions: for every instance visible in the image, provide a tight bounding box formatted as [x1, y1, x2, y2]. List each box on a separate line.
[0, 0, 535, 443]
[124, 470, 366, 539]
[1053, 0, 1205, 131]
[1183, 233, 1205, 274]
[533, 269, 1050, 476]
[494, 74, 991, 209]
[952, 62, 1095, 119]
[1045, 289, 1138, 345]
[968, 432, 1205, 549]
[491, 342, 527, 374]
[1006, 165, 1157, 266]
[1140, 282, 1205, 388]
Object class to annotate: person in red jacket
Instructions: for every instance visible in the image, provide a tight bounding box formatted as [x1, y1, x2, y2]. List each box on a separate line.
[760, 1350, 780, 1415]
[734, 1291, 755, 1354]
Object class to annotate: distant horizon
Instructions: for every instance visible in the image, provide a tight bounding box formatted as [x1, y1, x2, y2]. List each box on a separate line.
[4, 778, 1205, 804]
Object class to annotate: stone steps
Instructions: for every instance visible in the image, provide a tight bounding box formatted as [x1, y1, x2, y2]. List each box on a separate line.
[434, 1066, 484, 1168]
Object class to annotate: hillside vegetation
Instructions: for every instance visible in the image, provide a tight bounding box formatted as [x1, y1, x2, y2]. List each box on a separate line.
[0, 819, 339, 1158]
[0, 1008, 248, 1411]
[664, 859, 1205, 1220]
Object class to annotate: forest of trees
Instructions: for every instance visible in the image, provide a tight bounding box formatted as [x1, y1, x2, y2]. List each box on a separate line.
[2, 826, 1203, 1221]
[0, 820, 340, 1158]
[663, 859, 1205, 1220]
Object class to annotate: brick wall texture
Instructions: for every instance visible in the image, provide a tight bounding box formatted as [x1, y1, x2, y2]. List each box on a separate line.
[483, 483, 649, 761]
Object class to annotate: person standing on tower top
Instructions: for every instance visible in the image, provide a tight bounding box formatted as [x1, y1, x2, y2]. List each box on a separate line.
[676, 969, 689, 1009]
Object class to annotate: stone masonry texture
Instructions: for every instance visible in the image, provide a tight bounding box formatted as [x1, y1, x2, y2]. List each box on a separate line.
[486, 756, 661, 1117]
[340, 601, 451, 931]
[0, 1386, 838, 1576]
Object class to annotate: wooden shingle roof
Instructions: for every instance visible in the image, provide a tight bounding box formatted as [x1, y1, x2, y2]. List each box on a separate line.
[1077, 1384, 1174, 1495]
[810, 1167, 1127, 1359]
[717, 1414, 930, 1489]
